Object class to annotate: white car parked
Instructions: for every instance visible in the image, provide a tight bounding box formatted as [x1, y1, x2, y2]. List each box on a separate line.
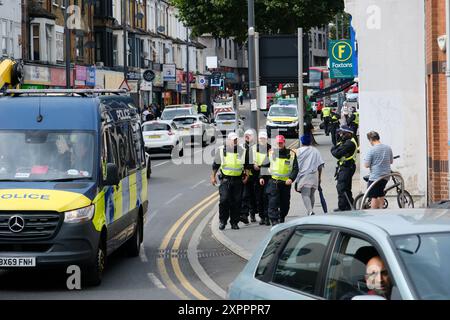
[213, 112, 244, 137]
[142, 120, 184, 158]
[172, 115, 216, 147]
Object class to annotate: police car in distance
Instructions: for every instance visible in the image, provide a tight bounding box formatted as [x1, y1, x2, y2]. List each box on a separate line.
[265, 104, 299, 138]
[0, 89, 149, 286]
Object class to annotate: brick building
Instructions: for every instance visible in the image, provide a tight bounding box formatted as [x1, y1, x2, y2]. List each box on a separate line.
[426, 0, 449, 202]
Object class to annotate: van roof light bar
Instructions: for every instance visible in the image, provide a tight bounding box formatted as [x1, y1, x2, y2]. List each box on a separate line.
[3, 89, 129, 96]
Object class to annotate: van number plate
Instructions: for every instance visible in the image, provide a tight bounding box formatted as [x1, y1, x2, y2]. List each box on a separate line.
[0, 257, 36, 267]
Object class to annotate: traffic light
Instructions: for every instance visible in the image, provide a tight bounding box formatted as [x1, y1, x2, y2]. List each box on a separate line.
[219, 79, 225, 91]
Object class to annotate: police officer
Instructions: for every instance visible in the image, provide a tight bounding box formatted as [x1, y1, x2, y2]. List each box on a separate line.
[329, 107, 341, 146]
[240, 129, 257, 224]
[321, 105, 332, 136]
[200, 103, 208, 117]
[331, 126, 358, 211]
[260, 135, 299, 225]
[211, 132, 249, 230]
[347, 107, 359, 145]
[252, 131, 271, 226]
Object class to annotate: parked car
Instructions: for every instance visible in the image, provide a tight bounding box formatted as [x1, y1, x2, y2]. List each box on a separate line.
[228, 209, 450, 300]
[142, 120, 184, 157]
[160, 105, 197, 120]
[172, 114, 216, 147]
[213, 112, 243, 137]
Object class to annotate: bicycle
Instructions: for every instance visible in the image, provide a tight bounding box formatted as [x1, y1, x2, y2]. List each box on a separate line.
[353, 156, 414, 210]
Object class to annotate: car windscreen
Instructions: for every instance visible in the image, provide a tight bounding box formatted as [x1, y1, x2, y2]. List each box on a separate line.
[278, 99, 297, 106]
[172, 117, 197, 125]
[393, 232, 450, 299]
[268, 107, 298, 117]
[161, 109, 191, 120]
[142, 123, 171, 131]
[216, 114, 235, 121]
[0, 130, 94, 181]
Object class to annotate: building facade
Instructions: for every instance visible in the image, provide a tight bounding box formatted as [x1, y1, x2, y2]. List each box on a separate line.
[0, 0, 22, 59]
[425, 0, 449, 202]
[308, 26, 328, 67]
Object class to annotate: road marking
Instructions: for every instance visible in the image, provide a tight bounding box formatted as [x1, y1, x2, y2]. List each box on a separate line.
[152, 160, 170, 168]
[190, 179, 206, 190]
[147, 273, 166, 289]
[171, 195, 219, 300]
[140, 247, 148, 263]
[157, 192, 219, 299]
[144, 209, 158, 227]
[165, 193, 183, 205]
[188, 201, 227, 299]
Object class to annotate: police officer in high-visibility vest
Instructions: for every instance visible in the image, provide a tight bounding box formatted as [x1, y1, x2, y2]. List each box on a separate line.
[200, 103, 208, 115]
[348, 108, 359, 145]
[240, 129, 257, 224]
[321, 105, 332, 136]
[260, 135, 299, 225]
[211, 132, 249, 230]
[252, 131, 271, 226]
[331, 126, 358, 211]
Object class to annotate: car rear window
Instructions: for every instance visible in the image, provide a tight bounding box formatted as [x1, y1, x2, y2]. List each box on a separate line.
[217, 114, 235, 121]
[173, 117, 196, 125]
[142, 123, 171, 131]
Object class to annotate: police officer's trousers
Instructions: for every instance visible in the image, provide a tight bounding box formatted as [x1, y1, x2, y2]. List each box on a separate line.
[267, 179, 291, 221]
[255, 177, 269, 219]
[219, 177, 243, 225]
[323, 117, 330, 135]
[336, 163, 356, 211]
[241, 176, 257, 217]
[330, 125, 338, 146]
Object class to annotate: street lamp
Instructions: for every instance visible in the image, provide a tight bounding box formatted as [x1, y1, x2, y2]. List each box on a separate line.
[248, 0, 257, 131]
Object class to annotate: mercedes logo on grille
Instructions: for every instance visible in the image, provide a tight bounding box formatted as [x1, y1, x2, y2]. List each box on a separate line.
[8, 215, 25, 233]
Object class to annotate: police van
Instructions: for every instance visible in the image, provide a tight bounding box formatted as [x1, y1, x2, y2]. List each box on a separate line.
[0, 89, 149, 286]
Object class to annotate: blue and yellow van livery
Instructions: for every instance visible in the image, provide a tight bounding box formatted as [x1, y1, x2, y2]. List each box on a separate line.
[0, 92, 148, 285]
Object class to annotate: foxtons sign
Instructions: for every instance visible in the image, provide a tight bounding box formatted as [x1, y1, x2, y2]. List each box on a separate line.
[329, 40, 354, 79]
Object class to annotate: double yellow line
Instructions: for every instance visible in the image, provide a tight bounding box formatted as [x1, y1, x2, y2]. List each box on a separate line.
[157, 191, 219, 300]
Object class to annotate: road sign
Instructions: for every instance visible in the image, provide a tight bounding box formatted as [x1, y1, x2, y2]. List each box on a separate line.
[143, 70, 155, 82]
[329, 40, 354, 79]
[126, 71, 141, 80]
[118, 79, 131, 91]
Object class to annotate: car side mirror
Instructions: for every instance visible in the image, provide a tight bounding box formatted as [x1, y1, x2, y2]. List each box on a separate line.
[351, 295, 386, 301]
[105, 163, 120, 186]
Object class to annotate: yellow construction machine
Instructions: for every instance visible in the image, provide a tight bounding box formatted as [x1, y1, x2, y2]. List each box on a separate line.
[0, 58, 23, 91]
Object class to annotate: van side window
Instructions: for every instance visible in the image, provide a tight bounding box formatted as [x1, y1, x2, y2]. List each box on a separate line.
[112, 126, 127, 178]
[131, 121, 145, 167]
[124, 123, 137, 171]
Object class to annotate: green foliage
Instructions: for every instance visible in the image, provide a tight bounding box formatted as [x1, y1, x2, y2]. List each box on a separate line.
[171, 0, 344, 43]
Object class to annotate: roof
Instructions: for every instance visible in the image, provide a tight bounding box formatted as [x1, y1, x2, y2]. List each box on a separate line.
[281, 209, 450, 236]
[142, 120, 173, 125]
[165, 104, 194, 108]
[0, 96, 99, 131]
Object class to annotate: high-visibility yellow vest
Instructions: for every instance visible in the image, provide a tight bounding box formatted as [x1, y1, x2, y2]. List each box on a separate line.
[201, 104, 208, 113]
[252, 144, 268, 167]
[338, 138, 358, 166]
[354, 112, 359, 125]
[194, 104, 199, 112]
[322, 107, 331, 117]
[219, 146, 245, 177]
[331, 114, 339, 122]
[269, 149, 295, 181]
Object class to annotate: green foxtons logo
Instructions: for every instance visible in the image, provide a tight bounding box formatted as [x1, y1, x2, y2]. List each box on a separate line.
[329, 40, 355, 79]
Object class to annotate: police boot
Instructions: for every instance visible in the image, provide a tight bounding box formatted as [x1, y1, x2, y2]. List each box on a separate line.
[239, 215, 249, 225]
[250, 213, 256, 223]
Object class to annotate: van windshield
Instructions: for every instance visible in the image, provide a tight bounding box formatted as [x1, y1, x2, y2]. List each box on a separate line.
[0, 131, 95, 181]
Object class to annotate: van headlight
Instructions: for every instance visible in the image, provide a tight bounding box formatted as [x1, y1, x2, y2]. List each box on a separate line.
[64, 205, 95, 223]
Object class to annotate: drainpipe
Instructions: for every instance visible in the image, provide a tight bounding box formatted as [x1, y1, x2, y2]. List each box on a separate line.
[447, 0, 450, 197]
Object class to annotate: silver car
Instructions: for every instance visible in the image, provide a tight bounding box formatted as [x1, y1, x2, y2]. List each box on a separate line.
[213, 112, 244, 137]
[172, 114, 216, 147]
[228, 209, 450, 300]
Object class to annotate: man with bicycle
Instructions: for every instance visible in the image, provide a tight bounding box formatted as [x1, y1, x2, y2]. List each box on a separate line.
[364, 131, 393, 209]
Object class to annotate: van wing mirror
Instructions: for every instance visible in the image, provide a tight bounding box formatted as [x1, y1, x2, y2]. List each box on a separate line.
[105, 163, 120, 186]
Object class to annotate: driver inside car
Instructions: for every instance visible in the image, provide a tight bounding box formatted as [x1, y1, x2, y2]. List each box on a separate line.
[364, 256, 393, 299]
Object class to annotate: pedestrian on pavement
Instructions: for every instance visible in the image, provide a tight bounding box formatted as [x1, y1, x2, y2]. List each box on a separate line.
[321, 105, 332, 136]
[331, 126, 358, 211]
[211, 132, 250, 230]
[240, 129, 257, 224]
[364, 131, 393, 209]
[294, 134, 325, 216]
[252, 131, 272, 226]
[239, 89, 244, 105]
[260, 135, 299, 225]
[142, 105, 150, 122]
[200, 102, 209, 118]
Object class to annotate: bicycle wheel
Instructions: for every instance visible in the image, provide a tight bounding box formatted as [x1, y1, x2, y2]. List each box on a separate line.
[354, 193, 371, 210]
[397, 190, 414, 208]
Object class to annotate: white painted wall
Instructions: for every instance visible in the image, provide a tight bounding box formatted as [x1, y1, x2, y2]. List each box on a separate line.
[345, 0, 427, 206]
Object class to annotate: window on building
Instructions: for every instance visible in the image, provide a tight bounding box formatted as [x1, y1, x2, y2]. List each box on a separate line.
[76, 34, 84, 59]
[32, 24, 40, 60]
[56, 31, 64, 62]
[95, 32, 102, 62]
[224, 38, 227, 59]
[229, 40, 232, 60]
[46, 24, 53, 62]
[113, 35, 118, 66]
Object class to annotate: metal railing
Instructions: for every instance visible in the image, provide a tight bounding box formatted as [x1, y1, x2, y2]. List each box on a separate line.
[359, 172, 406, 210]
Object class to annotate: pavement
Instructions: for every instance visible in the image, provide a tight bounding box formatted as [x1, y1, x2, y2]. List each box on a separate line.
[211, 122, 362, 261]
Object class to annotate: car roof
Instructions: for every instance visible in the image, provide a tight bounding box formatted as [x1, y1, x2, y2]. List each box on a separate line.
[269, 104, 297, 109]
[164, 104, 193, 108]
[277, 209, 450, 236]
[142, 120, 173, 125]
[172, 115, 200, 119]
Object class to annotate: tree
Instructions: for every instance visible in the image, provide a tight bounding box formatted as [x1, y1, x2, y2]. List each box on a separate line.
[172, 0, 345, 43]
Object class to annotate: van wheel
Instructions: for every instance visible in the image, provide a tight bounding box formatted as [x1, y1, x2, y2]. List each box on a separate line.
[83, 236, 106, 287]
[125, 214, 142, 257]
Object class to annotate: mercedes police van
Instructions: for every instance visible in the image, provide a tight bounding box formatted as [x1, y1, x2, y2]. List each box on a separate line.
[0, 89, 149, 286]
